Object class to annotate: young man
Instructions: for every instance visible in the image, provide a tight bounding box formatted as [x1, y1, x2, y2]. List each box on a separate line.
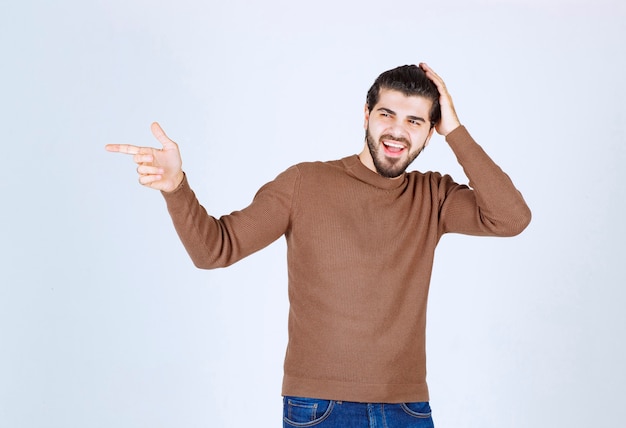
[107, 63, 531, 427]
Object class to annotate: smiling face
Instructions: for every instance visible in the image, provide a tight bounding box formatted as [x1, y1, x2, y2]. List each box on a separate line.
[359, 88, 435, 179]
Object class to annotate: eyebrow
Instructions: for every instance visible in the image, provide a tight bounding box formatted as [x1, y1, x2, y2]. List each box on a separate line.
[377, 107, 426, 123]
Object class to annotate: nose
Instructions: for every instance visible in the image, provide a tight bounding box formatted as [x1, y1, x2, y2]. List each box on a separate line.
[387, 120, 409, 140]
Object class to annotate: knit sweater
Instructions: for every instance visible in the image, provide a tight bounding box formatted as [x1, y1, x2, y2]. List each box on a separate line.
[161, 126, 531, 403]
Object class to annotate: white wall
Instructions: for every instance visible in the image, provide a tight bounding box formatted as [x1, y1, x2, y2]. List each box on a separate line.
[1, 0, 624, 426]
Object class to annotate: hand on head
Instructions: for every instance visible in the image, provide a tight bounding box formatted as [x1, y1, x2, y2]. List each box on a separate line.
[105, 122, 185, 192]
[419, 63, 461, 137]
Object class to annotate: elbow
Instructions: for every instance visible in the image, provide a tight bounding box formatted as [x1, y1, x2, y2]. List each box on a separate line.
[481, 204, 532, 237]
[187, 250, 220, 270]
[191, 258, 215, 270]
[502, 205, 532, 237]
[188, 251, 237, 270]
[516, 204, 532, 235]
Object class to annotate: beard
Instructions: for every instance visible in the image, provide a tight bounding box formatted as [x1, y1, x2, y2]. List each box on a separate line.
[365, 128, 425, 178]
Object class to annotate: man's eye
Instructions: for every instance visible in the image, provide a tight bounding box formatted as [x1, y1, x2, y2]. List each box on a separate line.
[409, 120, 421, 126]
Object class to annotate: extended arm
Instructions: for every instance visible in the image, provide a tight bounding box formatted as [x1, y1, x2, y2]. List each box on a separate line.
[106, 122, 296, 268]
[161, 167, 298, 268]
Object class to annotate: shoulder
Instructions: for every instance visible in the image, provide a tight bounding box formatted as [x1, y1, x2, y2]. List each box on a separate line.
[405, 169, 444, 183]
[263, 157, 349, 189]
[405, 169, 461, 193]
[289, 156, 352, 177]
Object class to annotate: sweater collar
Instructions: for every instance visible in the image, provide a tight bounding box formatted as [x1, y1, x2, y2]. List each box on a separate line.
[342, 155, 408, 190]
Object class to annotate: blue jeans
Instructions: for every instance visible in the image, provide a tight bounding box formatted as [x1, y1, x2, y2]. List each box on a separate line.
[283, 396, 434, 427]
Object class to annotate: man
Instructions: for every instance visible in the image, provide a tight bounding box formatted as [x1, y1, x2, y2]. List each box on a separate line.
[106, 63, 531, 427]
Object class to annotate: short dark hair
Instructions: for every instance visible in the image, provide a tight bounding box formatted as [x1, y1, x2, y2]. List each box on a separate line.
[366, 65, 441, 128]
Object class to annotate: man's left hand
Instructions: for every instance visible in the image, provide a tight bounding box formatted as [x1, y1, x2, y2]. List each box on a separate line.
[420, 62, 462, 137]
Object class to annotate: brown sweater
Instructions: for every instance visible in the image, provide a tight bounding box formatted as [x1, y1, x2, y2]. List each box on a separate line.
[161, 126, 531, 403]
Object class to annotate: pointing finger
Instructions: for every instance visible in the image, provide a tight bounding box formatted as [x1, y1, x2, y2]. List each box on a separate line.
[105, 144, 142, 155]
[133, 152, 155, 164]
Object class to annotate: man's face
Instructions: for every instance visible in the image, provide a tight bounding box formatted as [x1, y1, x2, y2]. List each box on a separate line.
[361, 88, 435, 178]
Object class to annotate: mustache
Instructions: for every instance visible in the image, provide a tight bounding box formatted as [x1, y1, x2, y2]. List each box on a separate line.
[379, 134, 410, 146]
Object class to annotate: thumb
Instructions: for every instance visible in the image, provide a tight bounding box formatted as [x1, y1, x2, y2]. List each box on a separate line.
[150, 122, 176, 149]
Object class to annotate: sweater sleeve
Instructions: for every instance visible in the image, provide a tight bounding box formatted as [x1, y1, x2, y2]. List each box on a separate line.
[160, 166, 299, 269]
[437, 126, 531, 237]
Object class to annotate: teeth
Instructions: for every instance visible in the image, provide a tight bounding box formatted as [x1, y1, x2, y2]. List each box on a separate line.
[385, 141, 404, 149]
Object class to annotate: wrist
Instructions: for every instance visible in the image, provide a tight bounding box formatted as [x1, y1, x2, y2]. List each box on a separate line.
[443, 122, 461, 137]
[163, 171, 185, 193]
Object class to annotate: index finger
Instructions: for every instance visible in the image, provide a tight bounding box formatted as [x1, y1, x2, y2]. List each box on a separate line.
[105, 144, 144, 155]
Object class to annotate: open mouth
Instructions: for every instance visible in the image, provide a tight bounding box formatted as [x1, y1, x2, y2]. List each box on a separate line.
[382, 140, 407, 156]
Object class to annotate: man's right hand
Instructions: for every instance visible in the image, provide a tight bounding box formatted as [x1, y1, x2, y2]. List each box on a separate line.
[106, 122, 185, 193]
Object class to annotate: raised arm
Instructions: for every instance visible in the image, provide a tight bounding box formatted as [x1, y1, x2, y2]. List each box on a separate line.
[105, 122, 184, 193]
[419, 63, 531, 236]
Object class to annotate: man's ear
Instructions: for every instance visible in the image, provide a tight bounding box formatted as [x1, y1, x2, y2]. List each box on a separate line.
[424, 126, 435, 148]
[363, 103, 370, 130]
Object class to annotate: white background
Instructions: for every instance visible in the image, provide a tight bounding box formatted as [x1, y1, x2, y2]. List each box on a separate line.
[1, 0, 625, 427]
